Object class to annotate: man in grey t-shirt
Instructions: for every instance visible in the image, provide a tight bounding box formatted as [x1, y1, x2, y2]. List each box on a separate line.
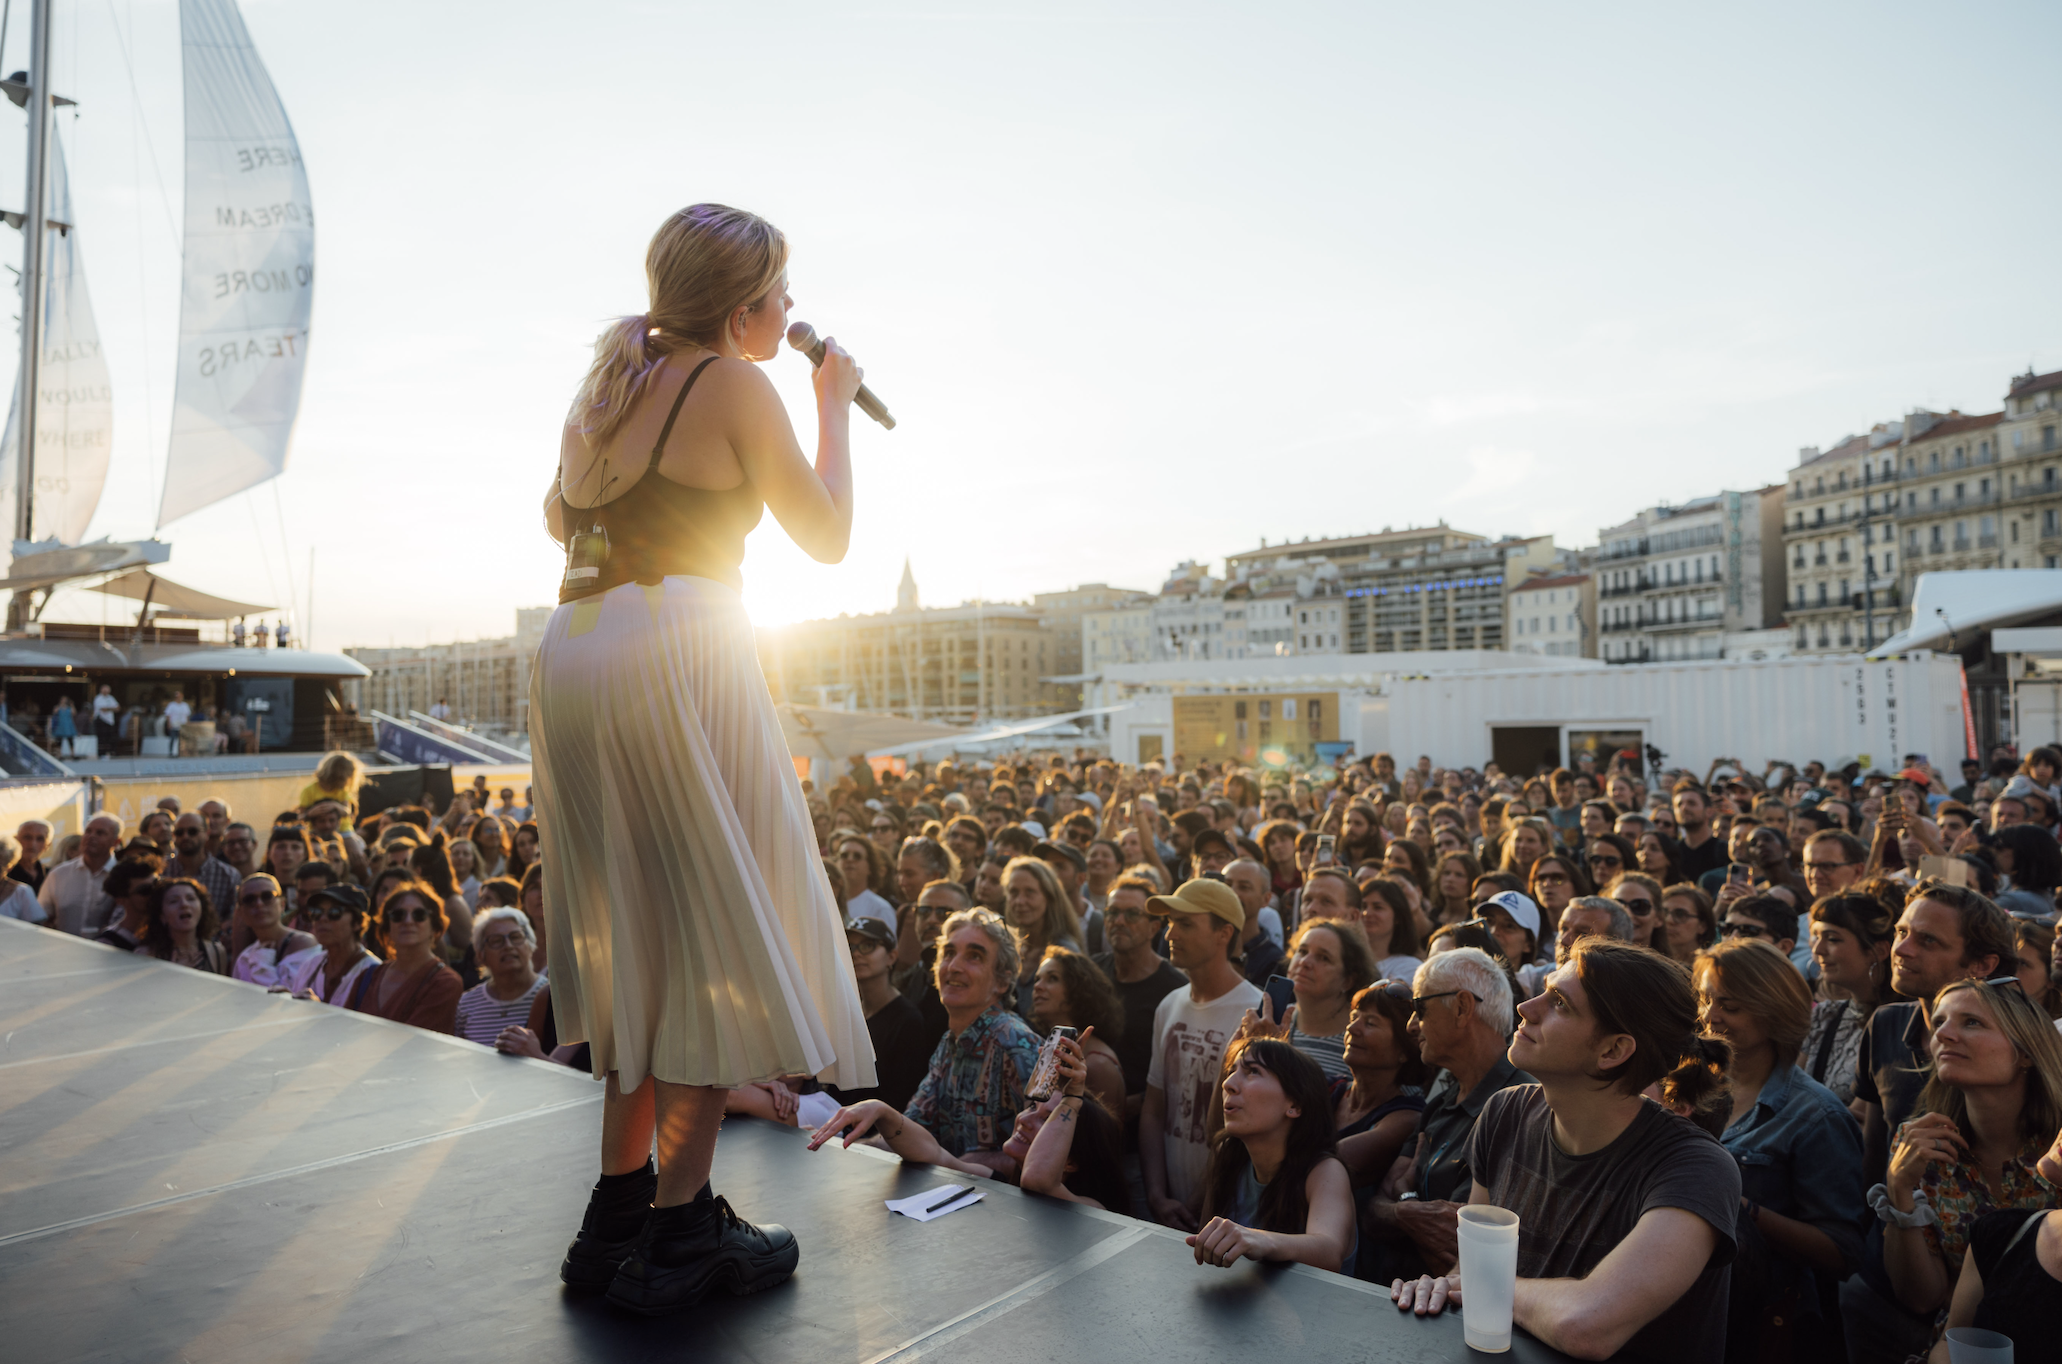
[1392, 939, 1739, 1363]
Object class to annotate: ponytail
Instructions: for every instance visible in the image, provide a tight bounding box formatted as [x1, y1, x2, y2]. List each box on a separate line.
[1659, 1035, 1733, 1138]
[567, 204, 789, 450]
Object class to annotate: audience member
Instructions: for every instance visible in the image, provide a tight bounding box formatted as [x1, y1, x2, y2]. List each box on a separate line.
[1358, 876, 1426, 980]
[1695, 938, 1865, 1360]
[1801, 891, 1896, 1103]
[39, 812, 121, 935]
[1223, 858, 1285, 984]
[91, 859, 159, 950]
[1925, 1121, 2062, 1362]
[1091, 875, 1187, 1123]
[1363, 947, 1528, 1282]
[1278, 917, 1379, 1081]
[1026, 946, 1126, 1118]
[1000, 855, 1082, 1017]
[900, 908, 1041, 1172]
[454, 906, 546, 1046]
[10, 818, 49, 893]
[1662, 882, 1718, 964]
[230, 873, 316, 987]
[135, 878, 228, 974]
[281, 884, 378, 1003]
[1188, 1039, 1355, 1273]
[1392, 939, 1743, 1364]
[345, 879, 462, 1033]
[1141, 877, 1263, 1231]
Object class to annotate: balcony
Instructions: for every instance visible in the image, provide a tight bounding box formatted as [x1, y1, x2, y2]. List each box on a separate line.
[1601, 618, 1642, 634]
[1980, 533, 1999, 548]
[1599, 580, 1649, 598]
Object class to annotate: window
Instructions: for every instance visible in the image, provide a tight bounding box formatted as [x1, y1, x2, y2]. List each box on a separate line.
[2047, 425, 2057, 452]
[2046, 510, 2059, 538]
[1816, 582, 1828, 606]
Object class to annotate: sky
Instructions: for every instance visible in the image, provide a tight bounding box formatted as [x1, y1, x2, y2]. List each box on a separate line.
[0, 0, 2057, 650]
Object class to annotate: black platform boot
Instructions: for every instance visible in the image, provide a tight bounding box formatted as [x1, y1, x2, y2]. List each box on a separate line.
[604, 1188, 800, 1316]
[560, 1161, 657, 1290]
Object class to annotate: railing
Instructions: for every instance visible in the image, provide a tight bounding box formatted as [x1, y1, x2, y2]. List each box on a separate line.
[0, 722, 73, 778]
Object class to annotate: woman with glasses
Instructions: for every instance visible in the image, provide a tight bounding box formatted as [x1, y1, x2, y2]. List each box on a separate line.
[1881, 977, 2062, 1323]
[1279, 918, 1380, 1081]
[345, 880, 462, 1033]
[1695, 938, 1865, 1359]
[1661, 883, 1718, 965]
[1584, 831, 1636, 897]
[833, 833, 896, 930]
[1525, 852, 1591, 948]
[230, 873, 317, 987]
[1801, 891, 1897, 1104]
[281, 884, 378, 1003]
[134, 878, 228, 974]
[456, 905, 547, 1047]
[868, 807, 904, 857]
[1606, 870, 1667, 952]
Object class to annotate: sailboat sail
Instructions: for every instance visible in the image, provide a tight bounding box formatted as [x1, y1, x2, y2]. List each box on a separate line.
[157, 0, 313, 529]
[0, 132, 115, 550]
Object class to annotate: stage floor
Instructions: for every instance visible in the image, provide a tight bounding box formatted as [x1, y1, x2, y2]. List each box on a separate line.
[0, 920, 1570, 1362]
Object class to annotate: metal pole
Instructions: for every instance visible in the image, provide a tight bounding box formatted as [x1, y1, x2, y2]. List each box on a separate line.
[11, 0, 50, 568]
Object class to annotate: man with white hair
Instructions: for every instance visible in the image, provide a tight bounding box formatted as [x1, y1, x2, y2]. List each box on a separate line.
[1361, 947, 1533, 1283]
[39, 812, 123, 935]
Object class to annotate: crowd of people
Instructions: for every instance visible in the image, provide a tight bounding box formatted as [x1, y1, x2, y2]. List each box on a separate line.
[18, 740, 2062, 1361]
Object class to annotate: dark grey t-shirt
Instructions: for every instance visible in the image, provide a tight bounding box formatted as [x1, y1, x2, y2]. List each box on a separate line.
[1468, 1085, 1740, 1364]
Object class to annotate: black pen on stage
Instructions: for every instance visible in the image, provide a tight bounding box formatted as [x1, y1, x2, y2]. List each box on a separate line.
[919, 1185, 969, 1215]
[787, 320, 897, 429]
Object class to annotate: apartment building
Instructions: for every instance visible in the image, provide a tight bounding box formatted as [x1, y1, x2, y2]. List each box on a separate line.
[347, 607, 551, 737]
[1595, 490, 1786, 664]
[1508, 573, 1596, 657]
[1996, 367, 2062, 569]
[1782, 426, 1905, 654]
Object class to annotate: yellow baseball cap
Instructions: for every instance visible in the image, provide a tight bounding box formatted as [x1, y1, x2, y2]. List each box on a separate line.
[1146, 877, 1245, 931]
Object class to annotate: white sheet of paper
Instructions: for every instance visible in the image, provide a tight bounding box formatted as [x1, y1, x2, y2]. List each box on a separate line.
[795, 1091, 842, 1132]
[886, 1185, 984, 1221]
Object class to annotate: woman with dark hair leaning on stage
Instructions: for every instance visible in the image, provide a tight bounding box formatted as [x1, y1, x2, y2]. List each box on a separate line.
[536, 200, 873, 1315]
[1187, 1039, 1356, 1273]
[134, 877, 227, 974]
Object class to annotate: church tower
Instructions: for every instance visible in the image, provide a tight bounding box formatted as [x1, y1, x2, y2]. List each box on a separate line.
[896, 558, 919, 613]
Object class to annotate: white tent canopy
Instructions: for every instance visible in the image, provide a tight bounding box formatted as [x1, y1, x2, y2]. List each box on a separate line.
[1867, 569, 2062, 658]
[776, 704, 967, 762]
[84, 568, 272, 621]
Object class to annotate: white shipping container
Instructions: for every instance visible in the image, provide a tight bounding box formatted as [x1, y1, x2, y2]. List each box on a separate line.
[1364, 653, 1969, 775]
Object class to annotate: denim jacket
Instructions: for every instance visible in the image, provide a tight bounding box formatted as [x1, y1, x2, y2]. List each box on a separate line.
[1722, 1060, 1868, 1281]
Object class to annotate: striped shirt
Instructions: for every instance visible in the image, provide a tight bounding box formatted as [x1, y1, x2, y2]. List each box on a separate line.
[454, 975, 547, 1047]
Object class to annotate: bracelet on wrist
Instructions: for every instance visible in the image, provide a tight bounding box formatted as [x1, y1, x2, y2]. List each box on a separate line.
[1867, 1182, 1936, 1229]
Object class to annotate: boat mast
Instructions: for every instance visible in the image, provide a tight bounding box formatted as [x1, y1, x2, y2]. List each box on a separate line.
[13, 0, 49, 547]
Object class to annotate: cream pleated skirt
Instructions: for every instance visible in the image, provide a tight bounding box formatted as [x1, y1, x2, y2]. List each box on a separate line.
[530, 575, 875, 1091]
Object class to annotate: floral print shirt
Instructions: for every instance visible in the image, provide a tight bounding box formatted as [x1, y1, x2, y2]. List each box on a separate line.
[903, 1004, 1040, 1157]
[1895, 1117, 2057, 1273]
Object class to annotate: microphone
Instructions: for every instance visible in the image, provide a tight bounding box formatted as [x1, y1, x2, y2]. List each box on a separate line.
[786, 321, 896, 430]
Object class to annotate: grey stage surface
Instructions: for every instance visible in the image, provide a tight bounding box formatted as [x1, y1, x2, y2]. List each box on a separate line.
[0, 919, 1571, 1362]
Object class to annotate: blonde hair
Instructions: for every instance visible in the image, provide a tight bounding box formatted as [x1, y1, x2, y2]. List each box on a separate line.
[568, 204, 789, 448]
[314, 751, 363, 796]
[1919, 978, 2062, 1157]
[1001, 854, 1083, 948]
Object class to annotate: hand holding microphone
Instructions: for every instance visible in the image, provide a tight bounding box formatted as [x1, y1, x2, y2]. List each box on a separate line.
[787, 321, 896, 430]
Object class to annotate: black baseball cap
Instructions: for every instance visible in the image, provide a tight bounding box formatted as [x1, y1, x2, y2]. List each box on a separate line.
[845, 916, 896, 950]
[308, 884, 369, 916]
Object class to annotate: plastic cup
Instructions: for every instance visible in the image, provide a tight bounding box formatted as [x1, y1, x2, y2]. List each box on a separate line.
[1945, 1327, 2014, 1364]
[1455, 1204, 1520, 1354]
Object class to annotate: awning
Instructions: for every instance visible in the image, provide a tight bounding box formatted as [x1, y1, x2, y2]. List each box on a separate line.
[1867, 569, 2062, 658]
[85, 569, 272, 621]
[776, 704, 968, 762]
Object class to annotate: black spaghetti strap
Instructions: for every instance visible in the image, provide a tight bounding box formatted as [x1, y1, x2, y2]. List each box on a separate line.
[650, 356, 722, 469]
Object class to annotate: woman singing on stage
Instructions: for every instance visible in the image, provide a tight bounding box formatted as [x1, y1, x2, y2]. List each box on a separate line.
[537, 203, 875, 1314]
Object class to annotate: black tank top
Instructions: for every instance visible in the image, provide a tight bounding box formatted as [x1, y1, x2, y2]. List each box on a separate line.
[558, 356, 763, 603]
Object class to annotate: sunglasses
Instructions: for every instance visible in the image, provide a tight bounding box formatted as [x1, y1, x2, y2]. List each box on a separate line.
[238, 890, 277, 906]
[1720, 919, 1769, 939]
[1981, 975, 2030, 1002]
[1409, 989, 1463, 1016]
[1616, 897, 1656, 913]
[305, 904, 353, 921]
[384, 906, 432, 924]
